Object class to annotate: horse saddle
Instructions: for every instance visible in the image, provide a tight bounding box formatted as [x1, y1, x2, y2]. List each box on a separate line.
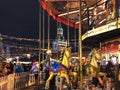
[50, 61, 66, 73]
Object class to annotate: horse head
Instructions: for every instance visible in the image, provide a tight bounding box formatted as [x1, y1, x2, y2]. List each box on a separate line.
[86, 48, 101, 75]
[61, 46, 71, 69]
[88, 48, 101, 61]
[64, 46, 71, 57]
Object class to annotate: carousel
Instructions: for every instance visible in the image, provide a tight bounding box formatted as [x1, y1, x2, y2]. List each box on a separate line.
[39, 0, 120, 90]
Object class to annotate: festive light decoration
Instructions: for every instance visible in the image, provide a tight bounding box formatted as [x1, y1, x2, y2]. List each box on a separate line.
[1, 34, 39, 42]
[0, 37, 3, 41]
[0, 33, 40, 58]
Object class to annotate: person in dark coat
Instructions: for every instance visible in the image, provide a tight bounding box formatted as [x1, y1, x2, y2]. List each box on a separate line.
[106, 61, 114, 78]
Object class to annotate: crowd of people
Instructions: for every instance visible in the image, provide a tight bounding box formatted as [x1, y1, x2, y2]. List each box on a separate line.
[0, 59, 39, 77]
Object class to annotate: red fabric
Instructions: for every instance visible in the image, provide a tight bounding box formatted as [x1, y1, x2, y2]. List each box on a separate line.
[106, 43, 111, 53]
[58, 66, 64, 71]
[113, 41, 119, 52]
[101, 46, 107, 54]
[106, 41, 119, 53]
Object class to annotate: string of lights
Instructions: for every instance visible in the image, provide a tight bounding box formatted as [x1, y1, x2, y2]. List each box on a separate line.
[0, 33, 78, 42]
[1, 34, 39, 42]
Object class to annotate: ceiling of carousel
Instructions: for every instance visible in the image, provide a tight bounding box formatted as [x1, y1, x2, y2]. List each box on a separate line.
[41, 0, 106, 30]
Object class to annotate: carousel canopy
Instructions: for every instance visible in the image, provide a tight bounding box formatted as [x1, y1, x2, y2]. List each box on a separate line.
[41, 0, 120, 47]
[41, 0, 106, 30]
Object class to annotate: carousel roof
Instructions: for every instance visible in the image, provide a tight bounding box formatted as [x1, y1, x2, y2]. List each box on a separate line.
[41, 0, 106, 30]
[41, 0, 120, 47]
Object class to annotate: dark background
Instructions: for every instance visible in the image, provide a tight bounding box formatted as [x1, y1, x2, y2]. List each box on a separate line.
[0, 0, 76, 40]
[0, 0, 39, 38]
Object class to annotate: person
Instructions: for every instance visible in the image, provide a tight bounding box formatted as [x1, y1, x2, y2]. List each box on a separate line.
[106, 61, 114, 78]
[2, 63, 8, 75]
[15, 62, 24, 73]
[30, 60, 39, 80]
[8, 61, 14, 73]
[118, 64, 120, 87]
[82, 57, 88, 75]
[105, 61, 114, 89]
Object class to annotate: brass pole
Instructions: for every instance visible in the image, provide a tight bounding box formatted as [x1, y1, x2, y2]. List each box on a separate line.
[38, 0, 41, 88]
[57, 21, 59, 59]
[78, 0, 83, 90]
[67, 0, 70, 46]
[42, 7, 45, 66]
[100, 42, 102, 64]
[74, 27, 76, 53]
[48, 0, 50, 50]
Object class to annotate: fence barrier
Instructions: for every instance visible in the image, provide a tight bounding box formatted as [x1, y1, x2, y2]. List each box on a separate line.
[0, 72, 36, 90]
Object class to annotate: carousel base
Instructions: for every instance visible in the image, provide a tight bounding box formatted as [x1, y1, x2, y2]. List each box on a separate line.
[40, 72, 115, 90]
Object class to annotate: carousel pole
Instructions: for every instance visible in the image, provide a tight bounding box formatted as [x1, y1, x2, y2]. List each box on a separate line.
[38, 0, 42, 89]
[56, 21, 59, 59]
[47, 0, 51, 71]
[78, 0, 83, 90]
[74, 27, 76, 53]
[100, 42, 102, 64]
[41, 4, 45, 85]
[42, 5, 45, 69]
[67, 0, 70, 46]
[47, 0, 50, 50]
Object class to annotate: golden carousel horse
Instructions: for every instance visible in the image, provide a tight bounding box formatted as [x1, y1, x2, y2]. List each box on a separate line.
[45, 46, 71, 89]
[84, 48, 106, 86]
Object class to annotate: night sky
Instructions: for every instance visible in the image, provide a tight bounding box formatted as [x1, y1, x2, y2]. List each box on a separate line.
[0, 0, 76, 41]
[0, 0, 40, 38]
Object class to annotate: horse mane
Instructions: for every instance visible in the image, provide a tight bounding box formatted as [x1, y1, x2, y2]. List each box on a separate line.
[88, 48, 101, 61]
[59, 46, 70, 61]
[60, 46, 71, 68]
[59, 49, 65, 62]
[87, 48, 101, 71]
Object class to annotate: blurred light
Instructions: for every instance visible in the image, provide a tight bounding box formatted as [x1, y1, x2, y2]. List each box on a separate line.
[46, 50, 52, 55]
[6, 58, 12, 63]
[15, 56, 19, 60]
[26, 54, 31, 58]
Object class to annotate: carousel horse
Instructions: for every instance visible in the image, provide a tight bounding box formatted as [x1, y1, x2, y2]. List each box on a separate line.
[45, 46, 71, 89]
[84, 48, 106, 86]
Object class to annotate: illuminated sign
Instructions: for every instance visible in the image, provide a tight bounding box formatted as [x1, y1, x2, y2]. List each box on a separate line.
[57, 41, 67, 46]
[82, 21, 117, 40]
